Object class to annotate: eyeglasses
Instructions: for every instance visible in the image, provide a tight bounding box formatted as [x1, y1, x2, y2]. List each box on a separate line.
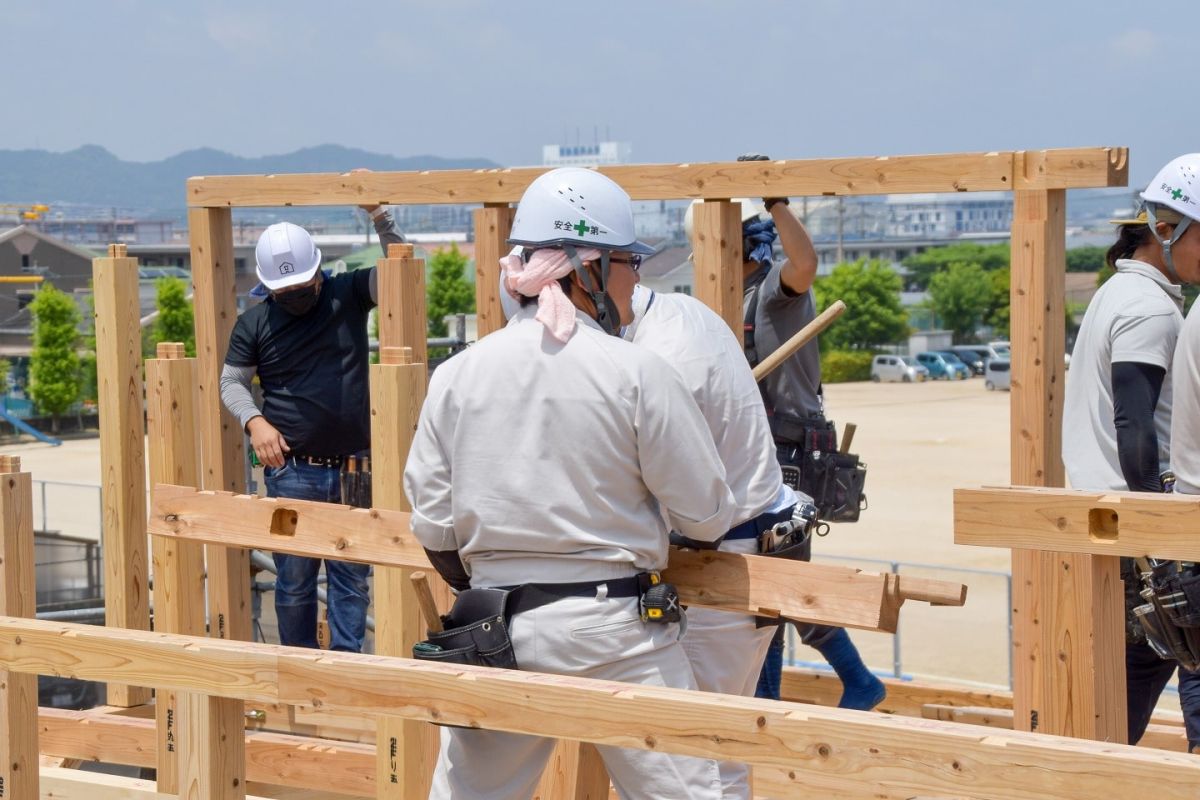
[609, 254, 642, 273]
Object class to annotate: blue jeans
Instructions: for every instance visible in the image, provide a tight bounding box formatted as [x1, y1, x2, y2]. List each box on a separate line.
[263, 460, 371, 653]
[1126, 639, 1200, 749]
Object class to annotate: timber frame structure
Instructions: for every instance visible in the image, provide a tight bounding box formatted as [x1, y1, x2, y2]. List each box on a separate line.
[6, 147, 1200, 799]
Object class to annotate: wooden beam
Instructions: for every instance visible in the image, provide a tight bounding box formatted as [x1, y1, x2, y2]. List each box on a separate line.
[0, 457, 38, 800]
[39, 767, 275, 800]
[4, 618, 1200, 800]
[148, 485, 965, 632]
[955, 486, 1200, 559]
[370, 346, 431, 800]
[1007, 188, 1125, 742]
[177, 692, 245, 799]
[779, 668, 1012, 717]
[691, 200, 744, 345]
[472, 204, 516, 339]
[145, 345, 207, 793]
[189, 207, 253, 644]
[92, 245, 152, 708]
[185, 148, 1128, 208]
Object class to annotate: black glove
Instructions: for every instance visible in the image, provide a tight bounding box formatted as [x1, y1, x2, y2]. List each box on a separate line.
[737, 153, 789, 211]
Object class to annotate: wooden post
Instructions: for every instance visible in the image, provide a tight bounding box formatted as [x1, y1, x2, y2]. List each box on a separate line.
[691, 200, 744, 345]
[93, 243, 152, 707]
[1009, 188, 1126, 742]
[189, 207, 252, 643]
[473, 203, 516, 339]
[0, 456, 37, 799]
[374, 239, 434, 799]
[147, 342, 241, 793]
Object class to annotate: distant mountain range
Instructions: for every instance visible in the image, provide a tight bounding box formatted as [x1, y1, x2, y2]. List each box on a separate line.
[0, 144, 500, 213]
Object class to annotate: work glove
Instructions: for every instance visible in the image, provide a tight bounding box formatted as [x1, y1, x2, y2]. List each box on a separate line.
[737, 153, 789, 211]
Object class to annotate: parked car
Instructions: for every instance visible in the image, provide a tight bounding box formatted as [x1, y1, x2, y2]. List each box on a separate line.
[949, 346, 988, 376]
[871, 355, 929, 383]
[935, 351, 974, 379]
[985, 358, 1011, 391]
[915, 351, 970, 380]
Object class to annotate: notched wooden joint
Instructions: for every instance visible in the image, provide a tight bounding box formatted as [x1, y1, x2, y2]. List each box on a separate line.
[270, 507, 300, 537]
[1087, 508, 1119, 542]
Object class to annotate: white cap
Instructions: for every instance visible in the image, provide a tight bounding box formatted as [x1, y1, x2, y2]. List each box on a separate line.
[255, 222, 323, 291]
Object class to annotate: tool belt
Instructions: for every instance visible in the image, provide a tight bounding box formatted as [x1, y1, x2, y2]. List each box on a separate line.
[1130, 559, 1200, 670]
[771, 414, 867, 523]
[757, 500, 821, 561]
[411, 574, 668, 670]
[339, 455, 372, 508]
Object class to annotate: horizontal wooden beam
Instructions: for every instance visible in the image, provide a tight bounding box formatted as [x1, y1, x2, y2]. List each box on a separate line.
[955, 486, 1200, 560]
[3, 618, 1199, 800]
[920, 704, 1190, 753]
[38, 707, 374, 797]
[150, 485, 965, 632]
[39, 766, 274, 800]
[185, 148, 1127, 207]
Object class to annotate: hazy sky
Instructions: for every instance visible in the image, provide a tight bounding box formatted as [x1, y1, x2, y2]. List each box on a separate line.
[3, 0, 1196, 184]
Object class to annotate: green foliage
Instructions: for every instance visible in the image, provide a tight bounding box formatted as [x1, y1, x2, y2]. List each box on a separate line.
[987, 268, 1011, 339]
[926, 262, 991, 344]
[147, 277, 195, 357]
[902, 243, 1009, 290]
[812, 259, 909, 351]
[28, 284, 82, 426]
[0, 359, 11, 398]
[80, 291, 98, 404]
[426, 245, 474, 338]
[1066, 245, 1107, 273]
[821, 350, 875, 383]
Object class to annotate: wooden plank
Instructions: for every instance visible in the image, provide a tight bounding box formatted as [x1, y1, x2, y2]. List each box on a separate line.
[955, 486, 1200, 559]
[149, 485, 965, 632]
[177, 692, 246, 799]
[1007, 188, 1125, 742]
[473, 204, 516, 339]
[533, 742, 609, 800]
[919, 704, 1189, 753]
[0, 457, 38, 800]
[189, 207, 253, 644]
[370, 346, 431, 800]
[245, 700, 376, 743]
[145, 346, 207, 793]
[92, 246, 152, 708]
[691, 200, 744, 345]
[185, 148, 1129, 208]
[39, 767, 275, 800]
[4, 618, 1200, 800]
[779, 669, 1012, 717]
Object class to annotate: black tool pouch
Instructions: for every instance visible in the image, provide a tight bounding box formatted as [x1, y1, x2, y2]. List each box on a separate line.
[411, 588, 518, 670]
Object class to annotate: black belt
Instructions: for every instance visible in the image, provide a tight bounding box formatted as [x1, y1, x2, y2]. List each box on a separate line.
[726, 507, 794, 540]
[289, 454, 345, 468]
[504, 576, 643, 617]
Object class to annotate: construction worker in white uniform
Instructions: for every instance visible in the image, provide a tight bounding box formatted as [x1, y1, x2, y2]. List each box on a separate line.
[404, 167, 735, 800]
[621, 283, 810, 798]
[1063, 154, 1200, 747]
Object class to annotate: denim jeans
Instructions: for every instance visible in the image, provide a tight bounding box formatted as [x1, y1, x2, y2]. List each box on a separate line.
[263, 459, 371, 653]
[1126, 639, 1200, 749]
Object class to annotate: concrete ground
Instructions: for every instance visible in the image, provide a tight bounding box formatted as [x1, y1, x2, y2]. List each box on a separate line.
[6, 377, 1016, 687]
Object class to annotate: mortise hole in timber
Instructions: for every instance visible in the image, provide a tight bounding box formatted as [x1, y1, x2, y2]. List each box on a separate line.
[1087, 508, 1118, 543]
[270, 507, 299, 537]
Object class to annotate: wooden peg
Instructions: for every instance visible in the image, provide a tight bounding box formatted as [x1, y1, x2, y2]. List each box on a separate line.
[0, 455, 20, 473]
[387, 243, 415, 259]
[156, 342, 187, 360]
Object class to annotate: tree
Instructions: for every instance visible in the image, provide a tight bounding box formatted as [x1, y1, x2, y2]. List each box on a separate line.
[1066, 245, 1107, 273]
[147, 277, 195, 357]
[986, 268, 1010, 339]
[426, 244, 474, 338]
[80, 290, 98, 404]
[926, 262, 991, 344]
[28, 284, 82, 432]
[812, 259, 909, 351]
[902, 243, 1009, 290]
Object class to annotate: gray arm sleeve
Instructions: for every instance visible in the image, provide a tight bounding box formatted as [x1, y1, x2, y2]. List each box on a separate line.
[219, 363, 262, 432]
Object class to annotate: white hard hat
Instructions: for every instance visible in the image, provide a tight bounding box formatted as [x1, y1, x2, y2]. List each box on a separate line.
[255, 222, 323, 291]
[509, 168, 653, 255]
[1141, 154, 1200, 224]
[682, 198, 764, 243]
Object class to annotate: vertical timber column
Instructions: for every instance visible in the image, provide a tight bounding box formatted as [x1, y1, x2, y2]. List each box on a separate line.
[147, 343, 243, 794]
[473, 203, 516, 338]
[93, 243, 152, 707]
[691, 200, 745, 346]
[374, 243, 435, 798]
[1009, 188, 1126, 742]
[189, 207, 252, 643]
[0, 456, 38, 800]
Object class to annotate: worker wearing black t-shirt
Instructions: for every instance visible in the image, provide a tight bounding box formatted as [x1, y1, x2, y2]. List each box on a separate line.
[220, 213, 403, 651]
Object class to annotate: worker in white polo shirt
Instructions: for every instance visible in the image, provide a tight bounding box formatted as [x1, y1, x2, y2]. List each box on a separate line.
[1063, 153, 1200, 747]
[404, 167, 734, 800]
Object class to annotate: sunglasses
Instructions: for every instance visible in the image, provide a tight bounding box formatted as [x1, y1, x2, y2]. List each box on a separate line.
[608, 254, 642, 273]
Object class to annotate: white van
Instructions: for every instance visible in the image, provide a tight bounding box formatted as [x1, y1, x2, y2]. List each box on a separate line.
[871, 355, 929, 383]
[984, 358, 1011, 391]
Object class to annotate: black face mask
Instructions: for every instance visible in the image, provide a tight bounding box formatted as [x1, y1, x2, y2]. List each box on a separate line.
[272, 281, 321, 316]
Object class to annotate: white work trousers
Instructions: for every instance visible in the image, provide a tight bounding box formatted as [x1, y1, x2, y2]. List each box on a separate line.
[429, 591, 722, 800]
[679, 538, 777, 799]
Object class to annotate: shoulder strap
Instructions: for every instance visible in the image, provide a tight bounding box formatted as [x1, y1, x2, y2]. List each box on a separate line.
[743, 270, 768, 369]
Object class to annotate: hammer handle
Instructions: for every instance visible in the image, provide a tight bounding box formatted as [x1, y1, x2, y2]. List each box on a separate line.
[410, 571, 444, 633]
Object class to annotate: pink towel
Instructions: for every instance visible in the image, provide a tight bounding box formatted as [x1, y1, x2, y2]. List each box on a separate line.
[501, 247, 600, 342]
